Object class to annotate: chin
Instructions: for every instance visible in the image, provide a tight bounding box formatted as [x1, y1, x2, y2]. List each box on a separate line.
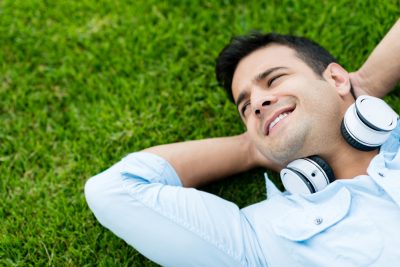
[266, 129, 309, 164]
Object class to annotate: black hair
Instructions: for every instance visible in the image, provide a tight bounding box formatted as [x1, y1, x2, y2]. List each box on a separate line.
[215, 32, 338, 102]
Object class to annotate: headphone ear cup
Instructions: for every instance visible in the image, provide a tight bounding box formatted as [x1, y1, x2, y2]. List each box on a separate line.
[280, 156, 335, 194]
[340, 120, 377, 151]
[341, 95, 398, 150]
[307, 155, 335, 183]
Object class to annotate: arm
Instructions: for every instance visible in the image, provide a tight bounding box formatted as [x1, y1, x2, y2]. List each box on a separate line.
[143, 133, 278, 188]
[350, 19, 400, 98]
[85, 150, 265, 266]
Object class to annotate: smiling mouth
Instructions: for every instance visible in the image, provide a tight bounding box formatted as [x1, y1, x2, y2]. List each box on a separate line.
[265, 107, 295, 135]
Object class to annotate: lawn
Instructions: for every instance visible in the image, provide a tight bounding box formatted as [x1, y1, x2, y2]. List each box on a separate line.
[1, 0, 399, 266]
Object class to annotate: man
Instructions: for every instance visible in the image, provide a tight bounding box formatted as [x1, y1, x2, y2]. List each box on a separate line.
[85, 20, 400, 266]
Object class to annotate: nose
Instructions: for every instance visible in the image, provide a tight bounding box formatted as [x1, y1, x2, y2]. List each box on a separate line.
[252, 93, 278, 117]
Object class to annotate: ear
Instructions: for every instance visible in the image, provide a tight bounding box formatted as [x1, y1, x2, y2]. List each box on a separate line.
[323, 63, 351, 97]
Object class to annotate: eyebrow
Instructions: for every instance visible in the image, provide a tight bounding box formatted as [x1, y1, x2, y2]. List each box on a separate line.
[254, 66, 288, 83]
[235, 66, 288, 109]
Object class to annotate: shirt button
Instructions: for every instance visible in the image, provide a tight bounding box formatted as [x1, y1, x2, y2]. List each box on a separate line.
[314, 217, 323, 225]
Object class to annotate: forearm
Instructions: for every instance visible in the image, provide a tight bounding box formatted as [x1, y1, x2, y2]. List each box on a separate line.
[143, 134, 257, 188]
[355, 19, 400, 97]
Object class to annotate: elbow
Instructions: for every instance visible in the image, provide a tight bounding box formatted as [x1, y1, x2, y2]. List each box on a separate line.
[84, 175, 108, 216]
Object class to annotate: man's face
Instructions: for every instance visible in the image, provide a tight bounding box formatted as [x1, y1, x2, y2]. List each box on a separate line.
[232, 44, 348, 165]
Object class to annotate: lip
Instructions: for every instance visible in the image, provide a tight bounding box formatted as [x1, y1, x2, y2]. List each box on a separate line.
[263, 105, 296, 135]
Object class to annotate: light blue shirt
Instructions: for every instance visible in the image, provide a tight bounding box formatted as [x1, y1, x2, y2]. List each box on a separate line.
[85, 124, 400, 266]
[244, 134, 400, 266]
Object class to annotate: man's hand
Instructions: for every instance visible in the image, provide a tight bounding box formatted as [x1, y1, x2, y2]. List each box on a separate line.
[349, 71, 370, 97]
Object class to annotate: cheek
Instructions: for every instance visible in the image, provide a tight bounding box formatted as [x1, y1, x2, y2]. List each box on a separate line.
[246, 116, 257, 131]
[245, 118, 260, 136]
[298, 82, 336, 111]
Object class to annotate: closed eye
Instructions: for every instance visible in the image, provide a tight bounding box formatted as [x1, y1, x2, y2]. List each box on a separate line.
[268, 74, 286, 87]
[240, 101, 250, 117]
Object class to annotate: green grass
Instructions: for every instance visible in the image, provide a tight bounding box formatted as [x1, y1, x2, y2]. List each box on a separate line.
[1, 0, 399, 265]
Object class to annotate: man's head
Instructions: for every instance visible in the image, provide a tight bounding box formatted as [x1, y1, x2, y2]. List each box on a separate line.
[216, 33, 354, 166]
[216, 33, 338, 101]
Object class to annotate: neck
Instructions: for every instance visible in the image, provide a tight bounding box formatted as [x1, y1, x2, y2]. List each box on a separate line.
[321, 138, 379, 179]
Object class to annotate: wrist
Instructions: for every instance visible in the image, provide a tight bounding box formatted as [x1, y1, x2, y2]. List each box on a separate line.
[355, 69, 374, 95]
[242, 132, 268, 169]
[239, 132, 258, 169]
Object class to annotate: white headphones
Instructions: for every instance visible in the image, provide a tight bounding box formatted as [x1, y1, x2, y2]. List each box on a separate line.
[281, 95, 398, 195]
[341, 95, 398, 151]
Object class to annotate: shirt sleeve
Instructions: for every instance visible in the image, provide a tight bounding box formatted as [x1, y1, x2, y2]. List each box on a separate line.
[85, 151, 262, 266]
[119, 151, 183, 186]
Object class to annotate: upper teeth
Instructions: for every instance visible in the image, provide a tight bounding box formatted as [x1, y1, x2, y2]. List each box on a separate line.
[269, 112, 290, 131]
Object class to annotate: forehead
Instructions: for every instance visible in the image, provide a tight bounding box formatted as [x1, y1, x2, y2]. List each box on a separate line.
[231, 44, 313, 101]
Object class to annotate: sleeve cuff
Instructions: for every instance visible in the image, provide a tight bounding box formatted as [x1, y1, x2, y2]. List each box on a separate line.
[121, 151, 182, 187]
